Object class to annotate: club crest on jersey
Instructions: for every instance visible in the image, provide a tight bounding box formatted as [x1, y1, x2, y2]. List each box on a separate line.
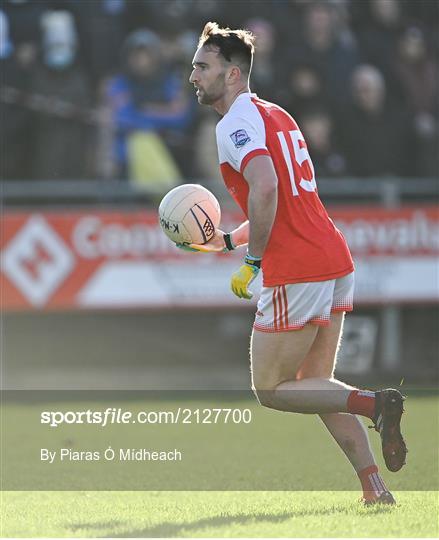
[230, 129, 250, 148]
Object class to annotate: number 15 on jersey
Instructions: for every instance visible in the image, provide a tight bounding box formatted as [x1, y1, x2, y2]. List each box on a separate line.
[277, 130, 317, 197]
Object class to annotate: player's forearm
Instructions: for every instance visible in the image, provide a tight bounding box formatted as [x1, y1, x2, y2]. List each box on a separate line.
[230, 220, 249, 248]
[247, 180, 277, 259]
[242, 156, 278, 259]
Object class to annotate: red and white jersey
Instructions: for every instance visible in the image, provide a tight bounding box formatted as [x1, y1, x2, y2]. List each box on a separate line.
[216, 92, 354, 287]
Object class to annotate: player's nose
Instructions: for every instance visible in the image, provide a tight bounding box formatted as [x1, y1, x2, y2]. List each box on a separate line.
[189, 69, 197, 84]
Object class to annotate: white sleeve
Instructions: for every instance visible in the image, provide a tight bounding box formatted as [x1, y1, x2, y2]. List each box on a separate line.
[216, 112, 268, 173]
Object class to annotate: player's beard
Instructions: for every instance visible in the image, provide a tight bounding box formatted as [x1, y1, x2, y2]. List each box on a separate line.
[197, 73, 226, 105]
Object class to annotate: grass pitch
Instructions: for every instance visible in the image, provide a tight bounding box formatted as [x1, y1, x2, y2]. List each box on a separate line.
[2, 490, 438, 537]
[1, 393, 438, 537]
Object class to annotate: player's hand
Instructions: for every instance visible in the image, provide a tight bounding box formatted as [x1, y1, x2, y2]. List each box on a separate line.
[185, 229, 233, 253]
[230, 254, 261, 300]
[175, 230, 226, 253]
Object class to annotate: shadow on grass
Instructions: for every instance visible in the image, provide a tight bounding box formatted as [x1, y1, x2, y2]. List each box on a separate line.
[69, 520, 127, 532]
[68, 504, 395, 538]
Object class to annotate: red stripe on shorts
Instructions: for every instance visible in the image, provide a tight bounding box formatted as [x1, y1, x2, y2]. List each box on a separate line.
[281, 285, 289, 328]
[276, 287, 285, 329]
[278, 287, 286, 329]
[272, 288, 279, 331]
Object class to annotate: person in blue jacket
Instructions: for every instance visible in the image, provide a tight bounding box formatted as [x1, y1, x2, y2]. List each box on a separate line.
[107, 29, 193, 180]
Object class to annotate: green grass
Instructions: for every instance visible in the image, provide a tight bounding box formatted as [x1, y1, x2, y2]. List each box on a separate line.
[1, 393, 438, 537]
[2, 490, 438, 537]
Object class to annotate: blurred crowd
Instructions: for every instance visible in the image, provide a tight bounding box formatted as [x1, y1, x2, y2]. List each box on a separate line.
[1, 0, 438, 192]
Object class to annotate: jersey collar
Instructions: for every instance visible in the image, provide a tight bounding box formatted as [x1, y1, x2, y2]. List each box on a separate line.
[228, 92, 257, 113]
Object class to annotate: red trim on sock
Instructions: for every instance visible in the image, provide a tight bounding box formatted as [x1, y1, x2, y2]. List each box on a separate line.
[347, 390, 375, 419]
[358, 465, 388, 501]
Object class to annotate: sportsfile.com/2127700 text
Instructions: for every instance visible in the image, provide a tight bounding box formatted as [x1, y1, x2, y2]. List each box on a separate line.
[40, 407, 252, 427]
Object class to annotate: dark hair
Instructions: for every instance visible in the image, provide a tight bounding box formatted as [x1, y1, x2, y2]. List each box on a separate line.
[198, 22, 255, 75]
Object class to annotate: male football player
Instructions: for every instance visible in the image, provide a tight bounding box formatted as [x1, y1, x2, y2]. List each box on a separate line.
[183, 22, 407, 504]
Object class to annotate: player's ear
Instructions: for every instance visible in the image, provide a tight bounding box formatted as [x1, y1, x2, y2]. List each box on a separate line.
[227, 65, 241, 85]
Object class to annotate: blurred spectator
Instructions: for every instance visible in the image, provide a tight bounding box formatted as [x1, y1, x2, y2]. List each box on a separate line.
[30, 10, 92, 180]
[106, 29, 193, 193]
[393, 27, 438, 177]
[270, 0, 311, 51]
[288, 2, 360, 107]
[193, 108, 223, 185]
[394, 27, 438, 116]
[404, 0, 439, 43]
[353, 0, 404, 101]
[279, 62, 329, 119]
[0, 9, 13, 61]
[67, 0, 128, 88]
[159, 30, 198, 70]
[2, 0, 438, 183]
[339, 64, 413, 177]
[157, 29, 201, 179]
[124, 0, 223, 37]
[0, 8, 34, 180]
[244, 18, 279, 102]
[299, 108, 347, 178]
[3, 0, 47, 48]
[3, 0, 48, 75]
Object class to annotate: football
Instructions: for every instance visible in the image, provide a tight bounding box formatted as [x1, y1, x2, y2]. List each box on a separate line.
[158, 184, 221, 244]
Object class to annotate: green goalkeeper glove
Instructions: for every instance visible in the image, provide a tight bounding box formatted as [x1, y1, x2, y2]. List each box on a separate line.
[175, 243, 200, 252]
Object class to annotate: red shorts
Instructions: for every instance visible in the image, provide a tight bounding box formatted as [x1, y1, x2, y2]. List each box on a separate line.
[253, 272, 354, 333]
